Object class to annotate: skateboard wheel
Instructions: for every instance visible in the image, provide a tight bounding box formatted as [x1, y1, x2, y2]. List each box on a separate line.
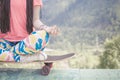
[41, 65, 51, 76]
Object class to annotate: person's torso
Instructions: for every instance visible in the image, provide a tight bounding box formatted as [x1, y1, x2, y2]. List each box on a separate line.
[0, 0, 43, 42]
[0, 0, 28, 42]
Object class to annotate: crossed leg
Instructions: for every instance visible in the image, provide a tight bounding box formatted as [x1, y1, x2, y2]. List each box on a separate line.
[0, 30, 49, 62]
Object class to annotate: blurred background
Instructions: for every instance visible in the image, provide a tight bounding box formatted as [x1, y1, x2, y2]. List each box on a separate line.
[41, 0, 120, 69]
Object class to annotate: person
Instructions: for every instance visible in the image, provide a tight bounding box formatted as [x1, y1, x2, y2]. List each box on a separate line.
[0, 0, 59, 75]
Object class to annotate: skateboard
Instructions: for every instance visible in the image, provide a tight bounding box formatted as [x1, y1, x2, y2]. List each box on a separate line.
[34, 53, 75, 63]
[39, 53, 75, 76]
[0, 53, 75, 63]
[0, 53, 75, 76]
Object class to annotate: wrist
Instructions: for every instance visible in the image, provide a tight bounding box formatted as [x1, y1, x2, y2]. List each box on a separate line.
[39, 25, 48, 30]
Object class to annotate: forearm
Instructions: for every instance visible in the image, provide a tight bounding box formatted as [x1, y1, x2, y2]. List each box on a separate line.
[33, 6, 49, 30]
[33, 5, 59, 35]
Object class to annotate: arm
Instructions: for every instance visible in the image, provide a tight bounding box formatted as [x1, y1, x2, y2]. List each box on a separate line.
[33, 6, 59, 35]
[33, 6, 47, 30]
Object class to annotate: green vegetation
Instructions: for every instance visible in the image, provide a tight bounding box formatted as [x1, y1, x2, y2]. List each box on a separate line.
[99, 36, 120, 69]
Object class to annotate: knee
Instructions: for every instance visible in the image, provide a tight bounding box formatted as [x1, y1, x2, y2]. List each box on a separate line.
[31, 30, 49, 43]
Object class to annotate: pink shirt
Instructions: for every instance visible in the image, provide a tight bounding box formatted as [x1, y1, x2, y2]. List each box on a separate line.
[0, 0, 43, 41]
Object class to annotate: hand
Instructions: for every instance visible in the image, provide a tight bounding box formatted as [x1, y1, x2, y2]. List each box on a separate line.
[45, 25, 60, 36]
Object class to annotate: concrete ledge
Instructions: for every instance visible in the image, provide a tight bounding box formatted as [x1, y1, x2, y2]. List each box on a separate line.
[0, 69, 120, 80]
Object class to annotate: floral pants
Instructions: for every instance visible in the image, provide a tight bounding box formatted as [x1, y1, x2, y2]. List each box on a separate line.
[0, 30, 49, 62]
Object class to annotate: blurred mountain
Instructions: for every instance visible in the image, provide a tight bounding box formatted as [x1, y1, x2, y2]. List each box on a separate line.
[42, 0, 120, 30]
[41, 0, 120, 50]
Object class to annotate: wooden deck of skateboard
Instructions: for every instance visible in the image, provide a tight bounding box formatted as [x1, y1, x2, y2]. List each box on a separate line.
[39, 53, 75, 63]
[0, 53, 75, 63]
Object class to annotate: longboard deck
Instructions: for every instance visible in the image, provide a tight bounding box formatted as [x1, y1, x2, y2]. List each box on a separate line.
[36, 53, 75, 63]
[0, 53, 75, 63]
